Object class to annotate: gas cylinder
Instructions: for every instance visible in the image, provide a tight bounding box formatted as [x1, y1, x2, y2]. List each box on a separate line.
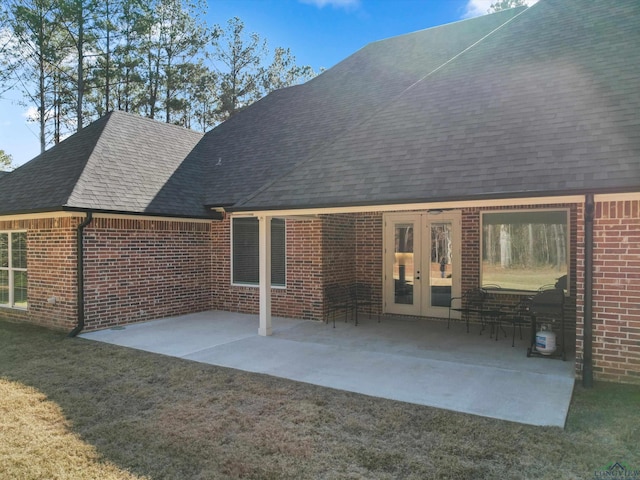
[535, 324, 557, 355]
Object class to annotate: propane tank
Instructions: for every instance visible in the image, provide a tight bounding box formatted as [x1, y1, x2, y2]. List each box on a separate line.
[535, 324, 557, 355]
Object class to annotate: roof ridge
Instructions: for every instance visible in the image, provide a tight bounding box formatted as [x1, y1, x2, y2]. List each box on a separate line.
[232, 6, 533, 210]
[109, 109, 205, 138]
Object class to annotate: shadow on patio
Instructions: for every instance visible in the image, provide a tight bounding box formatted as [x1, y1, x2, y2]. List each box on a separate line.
[81, 310, 575, 427]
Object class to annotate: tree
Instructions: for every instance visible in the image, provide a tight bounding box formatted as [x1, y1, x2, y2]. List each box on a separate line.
[0, 4, 19, 98]
[7, 0, 69, 153]
[57, 0, 100, 131]
[212, 17, 267, 122]
[176, 60, 217, 131]
[212, 18, 316, 122]
[488, 0, 528, 13]
[261, 47, 315, 95]
[110, 0, 148, 114]
[0, 149, 14, 171]
[2, 1, 316, 152]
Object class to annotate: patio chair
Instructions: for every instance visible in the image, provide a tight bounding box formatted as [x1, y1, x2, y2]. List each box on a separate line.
[324, 284, 351, 328]
[448, 287, 488, 333]
[505, 296, 533, 347]
[349, 282, 377, 326]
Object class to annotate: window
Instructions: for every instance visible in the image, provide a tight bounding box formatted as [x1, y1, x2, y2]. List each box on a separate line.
[232, 218, 286, 286]
[481, 210, 568, 292]
[1, 231, 28, 308]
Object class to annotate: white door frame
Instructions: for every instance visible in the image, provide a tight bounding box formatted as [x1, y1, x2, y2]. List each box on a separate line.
[383, 211, 461, 318]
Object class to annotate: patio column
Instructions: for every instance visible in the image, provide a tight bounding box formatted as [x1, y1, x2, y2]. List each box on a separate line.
[258, 215, 272, 336]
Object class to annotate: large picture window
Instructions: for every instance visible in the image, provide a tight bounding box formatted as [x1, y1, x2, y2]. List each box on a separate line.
[232, 218, 286, 286]
[481, 210, 568, 292]
[1, 231, 28, 308]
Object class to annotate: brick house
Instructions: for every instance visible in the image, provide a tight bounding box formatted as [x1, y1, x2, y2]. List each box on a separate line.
[1, 0, 639, 384]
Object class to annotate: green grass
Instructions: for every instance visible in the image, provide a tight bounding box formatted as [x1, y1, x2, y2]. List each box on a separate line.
[483, 263, 565, 291]
[1, 319, 639, 479]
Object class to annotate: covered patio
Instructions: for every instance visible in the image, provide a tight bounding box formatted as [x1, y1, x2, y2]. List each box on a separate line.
[81, 311, 575, 427]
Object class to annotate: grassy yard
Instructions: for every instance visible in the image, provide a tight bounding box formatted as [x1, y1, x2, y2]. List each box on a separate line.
[1, 320, 638, 480]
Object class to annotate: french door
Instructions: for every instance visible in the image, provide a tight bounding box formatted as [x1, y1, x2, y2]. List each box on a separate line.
[383, 211, 461, 317]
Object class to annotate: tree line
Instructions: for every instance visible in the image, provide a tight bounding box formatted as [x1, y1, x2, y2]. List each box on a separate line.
[0, 0, 317, 157]
[483, 223, 567, 271]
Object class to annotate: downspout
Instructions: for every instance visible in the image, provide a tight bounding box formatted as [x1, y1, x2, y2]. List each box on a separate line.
[68, 211, 93, 337]
[582, 194, 594, 388]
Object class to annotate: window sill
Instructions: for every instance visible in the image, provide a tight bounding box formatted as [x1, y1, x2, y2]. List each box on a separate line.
[231, 283, 287, 290]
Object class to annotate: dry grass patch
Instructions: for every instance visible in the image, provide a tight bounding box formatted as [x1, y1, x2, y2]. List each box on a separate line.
[0, 378, 145, 480]
[0, 320, 639, 479]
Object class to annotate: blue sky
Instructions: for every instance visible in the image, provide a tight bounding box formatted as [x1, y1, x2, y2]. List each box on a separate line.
[0, 0, 516, 167]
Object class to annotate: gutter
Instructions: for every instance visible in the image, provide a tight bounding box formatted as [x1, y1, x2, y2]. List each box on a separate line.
[68, 211, 93, 337]
[582, 194, 594, 387]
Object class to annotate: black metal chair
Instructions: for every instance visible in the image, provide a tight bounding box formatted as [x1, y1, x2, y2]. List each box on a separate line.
[448, 287, 488, 333]
[324, 284, 351, 328]
[506, 296, 533, 347]
[448, 286, 507, 337]
[349, 282, 377, 326]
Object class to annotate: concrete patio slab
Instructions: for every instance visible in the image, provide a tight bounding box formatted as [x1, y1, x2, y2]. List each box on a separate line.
[81, 311, 575, 427]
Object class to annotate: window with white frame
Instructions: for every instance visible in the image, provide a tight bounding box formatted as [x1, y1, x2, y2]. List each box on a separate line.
[232, 218, 286, 286]
[1, 231, 28, 308]
[481, 210, 568, 292]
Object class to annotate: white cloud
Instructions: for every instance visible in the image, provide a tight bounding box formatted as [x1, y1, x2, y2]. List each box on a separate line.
[462, 0, 538, 19]
[23, 106, 40, 122]
[299, 0, 360, 10]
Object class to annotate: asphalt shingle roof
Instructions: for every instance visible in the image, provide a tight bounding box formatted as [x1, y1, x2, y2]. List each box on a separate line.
[191, 6, 526, 208]
[234, 0, 640, 210]
[1, 0, 638, 217]
[0, 111, 203, 216]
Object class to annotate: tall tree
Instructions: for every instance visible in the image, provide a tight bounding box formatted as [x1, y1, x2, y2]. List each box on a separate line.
[180, 60, 217, 131]
[488, 0, 528, 13]
[261, 47, 315, 95]
[0, 149, 14, 171]
[7, 0, 67, 153]
[3, 1, 317, 153]
[137, 0, 210, 122]
[58, 0, 99, 131]
[0, 4, 19, 98]
[212, 17, 267, 121]
[110, 0, 148, 114]
[89, 0, 119, 116]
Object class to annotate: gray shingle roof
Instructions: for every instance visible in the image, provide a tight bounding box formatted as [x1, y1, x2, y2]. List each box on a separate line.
[2, 0, 638, 217]
[194, 6, 527, 208]
[233, 0, 640, 211]
[0, 111, 203, 216]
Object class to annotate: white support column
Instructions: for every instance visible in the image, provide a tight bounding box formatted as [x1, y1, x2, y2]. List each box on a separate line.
[258, 215, 272, 336]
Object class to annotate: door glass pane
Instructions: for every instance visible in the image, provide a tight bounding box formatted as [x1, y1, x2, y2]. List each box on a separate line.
[431, 222, 452, 307]
[394, 224, 414, 305]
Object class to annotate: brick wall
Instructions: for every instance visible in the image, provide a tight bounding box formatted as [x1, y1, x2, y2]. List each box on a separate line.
[322, 213, 356, 288]
[7, 200, 639, 383]
[82, 217, 212, 330]
[355, 213, 383, 314]
[576, 199, 640, 384]
[0, 216, 79, 331]
[211, 217, 324, 320]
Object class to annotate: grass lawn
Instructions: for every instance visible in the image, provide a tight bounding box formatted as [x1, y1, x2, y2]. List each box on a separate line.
[1, 320, 639, 480]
